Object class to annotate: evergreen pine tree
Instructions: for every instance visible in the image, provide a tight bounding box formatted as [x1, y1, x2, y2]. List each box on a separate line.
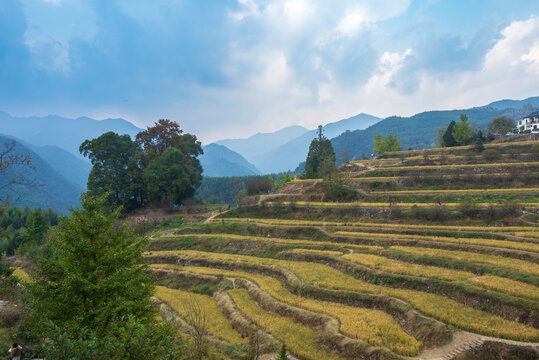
[303, 125, 336, 179]
[442, 120, 458, 147]
[27, 194, 155, 338]
[19, 209, 48, 252]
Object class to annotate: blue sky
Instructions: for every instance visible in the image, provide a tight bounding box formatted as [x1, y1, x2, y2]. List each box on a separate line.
[1, 0, 539, 142]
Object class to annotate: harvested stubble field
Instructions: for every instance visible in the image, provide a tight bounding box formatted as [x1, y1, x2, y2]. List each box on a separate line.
[150, 139, 539, 360]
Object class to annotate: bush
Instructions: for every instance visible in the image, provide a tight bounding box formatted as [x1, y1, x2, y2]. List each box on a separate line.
[321, 173, 358, 201]
[246, 178, 273, 196]
[458, 201, 481, 219]
[481, 149, 502, 162]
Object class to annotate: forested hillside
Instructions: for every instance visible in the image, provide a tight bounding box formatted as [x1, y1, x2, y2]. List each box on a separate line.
[331, 98, 539, 162]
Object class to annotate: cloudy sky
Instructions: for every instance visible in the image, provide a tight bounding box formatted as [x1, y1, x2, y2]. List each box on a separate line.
[1, 0, 539, 143]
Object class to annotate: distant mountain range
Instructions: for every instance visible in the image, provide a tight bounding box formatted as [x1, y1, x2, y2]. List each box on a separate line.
[0, 135, 83, 214]
[215, 125, 309, 164]
[0, 112, 142, 158]
[213, 113, 381, 173]
[0, 96, 537, 211]
[200, 144, 261, 177]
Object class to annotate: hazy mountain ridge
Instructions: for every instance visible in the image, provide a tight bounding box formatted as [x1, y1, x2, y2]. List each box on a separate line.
[200, 143, 261, 177]
[0, 112, 142, 158]
[249, 113, 381, 173]
[0, 134, 83, 214]
[215, 125, 309, 163]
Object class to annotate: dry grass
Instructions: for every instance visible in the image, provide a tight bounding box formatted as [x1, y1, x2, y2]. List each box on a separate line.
[216, 217, 538, 233]
[342, 253, 475, 281]
[155, 286, 246, 344]
[229, 289, 347, 360]
[468, 276, 539, 301]
[160, 233, 382, 252]
[152, 263, 420, 355]
[371, 188, 539, 195]
[149, 250, 539, 341]
[392, 246, 539, 277]
[336, 231, 539, 253]
[264, 201, 539, 208]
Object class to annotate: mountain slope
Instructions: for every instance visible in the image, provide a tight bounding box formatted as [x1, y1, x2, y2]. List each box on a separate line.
[215, 125, 308, 163]
[200, 144, 261, 177]
[253, 113, 381, 173]
[0, 111, 142, 158]
[25, 143, 91, 189]
[331, 97, 539, 163]
[0, 135, 83, 214]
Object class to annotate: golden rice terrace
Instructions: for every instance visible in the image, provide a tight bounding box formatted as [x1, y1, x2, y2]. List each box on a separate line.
[147, 138, 539, 360]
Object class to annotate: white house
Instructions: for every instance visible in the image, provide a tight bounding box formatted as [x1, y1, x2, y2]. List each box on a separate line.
[518, 111, 539, 132]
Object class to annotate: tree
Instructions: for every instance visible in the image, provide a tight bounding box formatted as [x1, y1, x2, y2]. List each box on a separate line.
[136, 120, 203, 205]
[245, 178, 273, 195]
[80, 132, 141, 211]
[143, 147, 201, 205]
[41, 317, 183, 360]
[303, 126, 336, 179]
[135, 119, 203, 172]
[27, 195, 155, 338]
[487, 116, 515, 135]
[277, 343, 289, 360]
[184, 298, 208, 360]
[442, 121, 458, 147]
[452, 114, 472, 145]
[18, 209, 48, 253]
[436, 126, 447, 147]
[373, 133, 401, 154]
[0, 140, 38, 206]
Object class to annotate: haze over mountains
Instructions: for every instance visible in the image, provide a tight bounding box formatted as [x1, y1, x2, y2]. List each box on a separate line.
[1, 96, 538, 212]
[214, 113, 381, 173]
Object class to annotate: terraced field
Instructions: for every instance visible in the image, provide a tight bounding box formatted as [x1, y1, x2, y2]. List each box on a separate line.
[148, 139, 539, 360]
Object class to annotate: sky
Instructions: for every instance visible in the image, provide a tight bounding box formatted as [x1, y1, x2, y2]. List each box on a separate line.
[1, 0, 539, 143]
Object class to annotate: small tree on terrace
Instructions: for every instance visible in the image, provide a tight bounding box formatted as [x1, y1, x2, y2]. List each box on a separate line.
[452, 114, 472, 145]
[373, 133, 401, 154]
[487, 116, 515, 135]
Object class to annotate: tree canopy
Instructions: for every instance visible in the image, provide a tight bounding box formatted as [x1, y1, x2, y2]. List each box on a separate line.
[487, 116, 515, 135]
[81, 120, 203, 211]
[452, 114, 472, 145]
[373, 133, 401, 154]
[440, 121, 458, 147]
[303, 126, 336, 179]
[80, 132, 141, 211]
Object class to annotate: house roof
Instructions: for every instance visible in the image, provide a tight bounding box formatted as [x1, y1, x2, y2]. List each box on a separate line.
[524, 111, 539, 118]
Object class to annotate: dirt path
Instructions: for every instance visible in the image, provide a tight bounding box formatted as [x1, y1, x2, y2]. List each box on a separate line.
[203, 208, 231, 224]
